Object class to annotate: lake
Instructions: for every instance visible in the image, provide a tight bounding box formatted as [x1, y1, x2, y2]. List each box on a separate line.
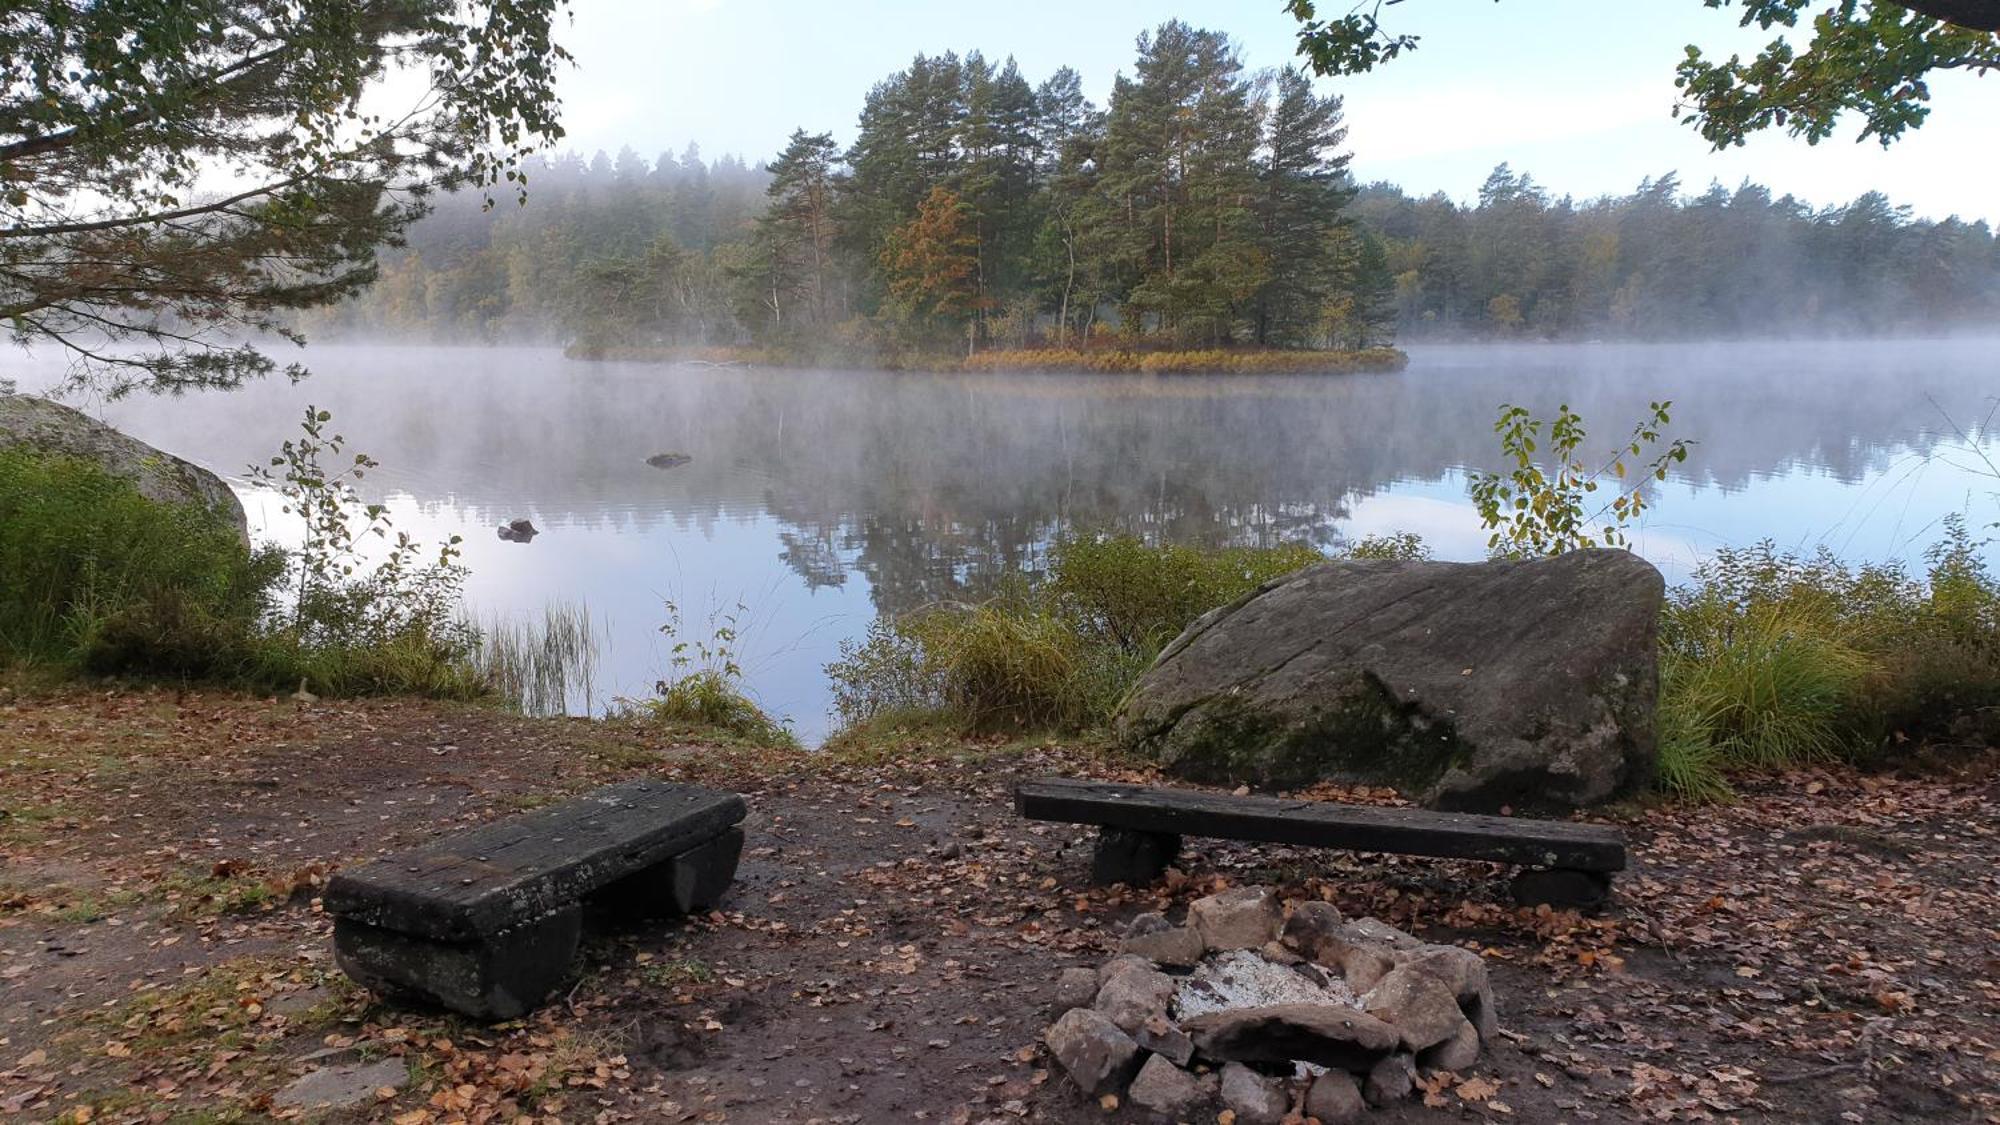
[25, 339, 1999, 742]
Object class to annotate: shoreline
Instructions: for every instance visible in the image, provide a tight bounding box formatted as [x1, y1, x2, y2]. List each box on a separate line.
[564, 343, 1411, 376]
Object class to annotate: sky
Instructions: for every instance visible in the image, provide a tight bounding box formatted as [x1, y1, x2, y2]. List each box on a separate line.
[544, 0, 2000, 224]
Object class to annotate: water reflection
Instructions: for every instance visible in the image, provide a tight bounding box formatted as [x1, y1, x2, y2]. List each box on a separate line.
[18, 339, 1997, 739]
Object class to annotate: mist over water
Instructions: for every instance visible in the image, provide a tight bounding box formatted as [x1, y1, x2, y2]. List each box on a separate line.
[23, 338, 1998, 742]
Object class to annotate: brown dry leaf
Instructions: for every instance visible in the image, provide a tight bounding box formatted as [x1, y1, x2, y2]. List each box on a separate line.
[1456, 1075, 1500, 1102]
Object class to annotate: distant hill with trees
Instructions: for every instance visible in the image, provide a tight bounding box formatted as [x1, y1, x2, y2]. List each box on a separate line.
[306, 21, 2000, 353]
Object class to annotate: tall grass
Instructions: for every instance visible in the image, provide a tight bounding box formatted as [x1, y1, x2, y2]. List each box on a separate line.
[827, 534, 1364, 735]
[1, 439, 489, 700]
[1658, 520, 2000, 796]
[475, 600, 601, 715]
[0, 448, 278, 676]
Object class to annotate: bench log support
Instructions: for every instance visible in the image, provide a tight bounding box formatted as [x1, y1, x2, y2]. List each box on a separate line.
[595, 826, 746, 920]
[1091, 826, 1182, 887]
[333, 907, 583, 1021]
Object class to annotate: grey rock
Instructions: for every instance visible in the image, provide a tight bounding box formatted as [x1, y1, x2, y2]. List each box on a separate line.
[1363, 1052, 1417, 1106]
[1054, 966, 1100, 1013]
[1218, 1062, 1288, 1125]
[1304, 1068, 1366, 1124]
[0, 394, 246, 540]
[1094, 964, 1175, 1033]
[1127, 1053, 1208, 1119]
[1419, 1016, 1481, 1072]
[272, 1058, 407, 1111]
[1097, 953, 1152, 988]
[1399, 945, 1498, 1042]
[645, 452, 693, 469]
[496, 517, 539, 542]
[1116, 551, 1664, 812]
[1188, 885, 1283, 952]
[1362, 965, 1467, 1052]
[1126, 911, 1174, 937]
[1259, 940, 1304, 966]
[1045, 1007, 1142, 1096]
[1120, 924, 1206, 968]
[1283, 907, 1401, 992]
[1134, 1012, 1195, 1068]
[1182, 1003, 1399, 1071]
[1278, 900, 1345, 959]
[1342, 918, 1422, 951]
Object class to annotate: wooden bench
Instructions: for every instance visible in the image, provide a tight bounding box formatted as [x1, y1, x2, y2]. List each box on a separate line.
[1015, 778, 1626, 909]
[325, 779, 746, 1019]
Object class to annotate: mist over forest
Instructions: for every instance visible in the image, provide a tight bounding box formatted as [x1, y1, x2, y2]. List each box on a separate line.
[304, 27, 2000, 352]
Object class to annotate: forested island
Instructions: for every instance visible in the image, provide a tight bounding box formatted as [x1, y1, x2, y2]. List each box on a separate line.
[304, 25, 2000, 365]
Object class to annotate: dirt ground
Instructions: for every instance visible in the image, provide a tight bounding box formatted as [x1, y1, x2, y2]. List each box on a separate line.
[1, 686, 1996, 1124]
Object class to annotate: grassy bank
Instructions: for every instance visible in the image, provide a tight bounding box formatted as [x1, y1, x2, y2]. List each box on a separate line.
[566, 342, 1408, 375]
[827, 530, 2000, 802]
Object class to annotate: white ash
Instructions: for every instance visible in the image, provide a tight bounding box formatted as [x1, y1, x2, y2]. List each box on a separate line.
[1172, 949, 1361, 1020]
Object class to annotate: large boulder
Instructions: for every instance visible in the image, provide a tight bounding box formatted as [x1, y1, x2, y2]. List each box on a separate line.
[1115, 551, 1662, 812]
[0, 394, 247, 539]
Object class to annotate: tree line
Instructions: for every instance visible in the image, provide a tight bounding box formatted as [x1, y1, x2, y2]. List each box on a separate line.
[308, 25, 2000, 352]
[310, 22, 1396, 356]
[1358, 167, 2000, 339]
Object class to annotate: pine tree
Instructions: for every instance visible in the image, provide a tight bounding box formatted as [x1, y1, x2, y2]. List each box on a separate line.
[1253, 68, 1357, 346]
[881, 186, 984, 344]
[754, 129, 842, 329]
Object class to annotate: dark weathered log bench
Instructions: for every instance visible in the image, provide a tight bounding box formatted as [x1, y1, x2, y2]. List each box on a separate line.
[1015, 778, 1626, 909]
[325, 779, 746, 1019]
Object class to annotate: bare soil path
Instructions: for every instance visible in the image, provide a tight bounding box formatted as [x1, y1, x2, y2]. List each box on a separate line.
[2, 687, 1995, 1123]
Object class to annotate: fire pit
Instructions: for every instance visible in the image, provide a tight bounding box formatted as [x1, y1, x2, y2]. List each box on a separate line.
[1044, 887, 1497, 1122]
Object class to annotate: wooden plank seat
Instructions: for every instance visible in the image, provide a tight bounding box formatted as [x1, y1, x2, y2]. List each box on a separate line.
[1015, 778, 1627, 909]
[325, 778, 746, 1019]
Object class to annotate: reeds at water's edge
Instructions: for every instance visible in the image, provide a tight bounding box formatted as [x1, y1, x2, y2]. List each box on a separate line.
[474, 599, 600, 716]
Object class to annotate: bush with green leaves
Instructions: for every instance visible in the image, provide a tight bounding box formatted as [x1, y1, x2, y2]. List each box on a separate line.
[828, 534, 1345, 735]
[1468, 401, 1691, 557]
[0, 407, 487, 698]
[0, 448, 282, 676]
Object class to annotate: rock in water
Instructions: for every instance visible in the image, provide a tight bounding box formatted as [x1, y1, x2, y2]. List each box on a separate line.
[0, 394, 247, 540]
[1115, 551, 1662, 812]
[497, 517, 538, 543]
[645, 452, 693, 469]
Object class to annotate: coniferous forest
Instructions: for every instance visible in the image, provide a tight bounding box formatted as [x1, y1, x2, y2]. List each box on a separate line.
[307, 22, 2000, 355]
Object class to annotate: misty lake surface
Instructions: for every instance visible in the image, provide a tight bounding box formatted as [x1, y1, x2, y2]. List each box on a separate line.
[38, 339, 2000, 742]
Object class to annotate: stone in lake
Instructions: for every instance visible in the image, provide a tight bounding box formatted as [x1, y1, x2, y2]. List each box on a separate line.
[0, 393, 246, 540]
[1115, 550, 1663, 812]
[496, 517, 538, 542]
[645, 452, 693, 469]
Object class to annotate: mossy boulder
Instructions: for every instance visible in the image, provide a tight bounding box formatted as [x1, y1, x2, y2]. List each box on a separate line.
[0, 394, 246, 540]
[1115, 551, 1663, 813]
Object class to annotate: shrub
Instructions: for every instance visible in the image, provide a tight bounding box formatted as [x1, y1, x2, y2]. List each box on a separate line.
[631, 600, 796, 747]
[828, 536, 1330, 736]
[0, 409, 489, 700]
[0, 448, 280, 675]
[1049, 535, 1322, 652]
[1468, 401, 1691, 557]
[1658, 522, 2000, 783]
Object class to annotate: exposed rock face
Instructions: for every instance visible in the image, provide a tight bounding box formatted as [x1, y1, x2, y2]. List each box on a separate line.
[1115, 551, 1664, 812]
[1187, 886, 1283, 952]
[0, 394, 247, 539]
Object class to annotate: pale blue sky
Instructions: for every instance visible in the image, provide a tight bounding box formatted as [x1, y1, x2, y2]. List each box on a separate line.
[550, 0, 2000, 222]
